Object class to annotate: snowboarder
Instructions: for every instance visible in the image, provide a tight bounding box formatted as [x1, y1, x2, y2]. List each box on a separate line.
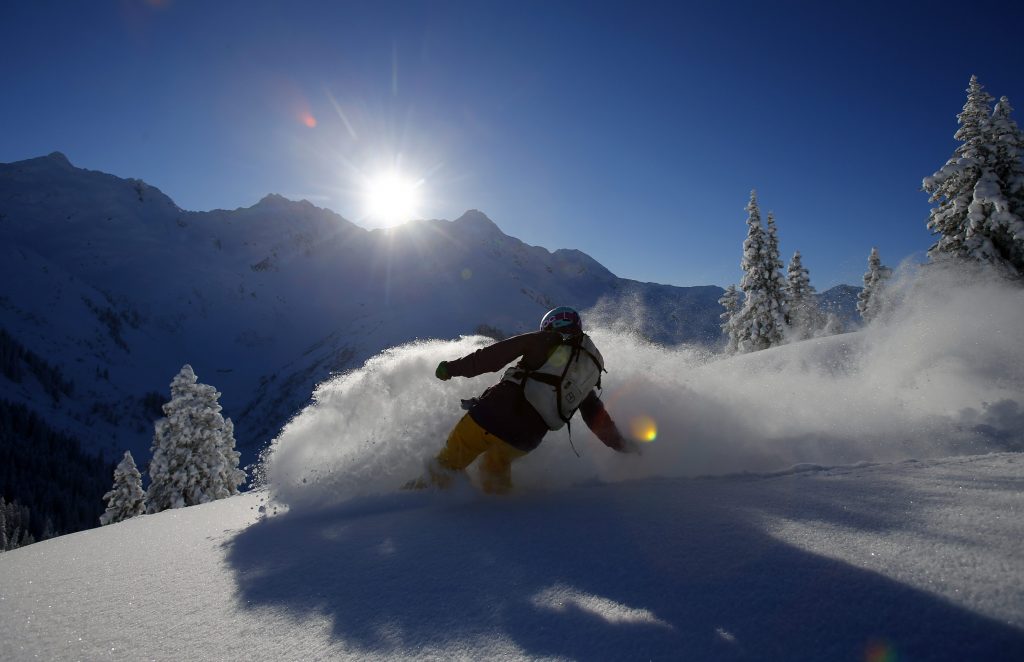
[408, 306, 640, 494]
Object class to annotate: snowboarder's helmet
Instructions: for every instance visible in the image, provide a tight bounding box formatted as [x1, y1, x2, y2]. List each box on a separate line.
[540, 306, 581, 332]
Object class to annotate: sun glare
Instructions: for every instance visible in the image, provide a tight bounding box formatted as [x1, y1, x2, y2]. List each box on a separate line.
[365, 171, 421, 226]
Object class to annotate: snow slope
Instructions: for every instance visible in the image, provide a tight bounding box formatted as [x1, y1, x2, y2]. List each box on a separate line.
[2, 259, 1021, 660]
[1, 453, 1021, 661]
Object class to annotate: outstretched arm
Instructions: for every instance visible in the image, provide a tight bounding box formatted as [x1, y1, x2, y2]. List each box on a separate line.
[579, 392, 638, 453]
[443, 332, 538, 379]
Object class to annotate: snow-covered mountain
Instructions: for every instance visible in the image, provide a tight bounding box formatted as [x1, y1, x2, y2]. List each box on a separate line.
[817, 283, 863, 330]
[0, 152, 725, 470]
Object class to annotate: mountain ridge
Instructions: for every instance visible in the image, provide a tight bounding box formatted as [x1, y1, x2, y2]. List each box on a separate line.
[0, 153, 747, 474]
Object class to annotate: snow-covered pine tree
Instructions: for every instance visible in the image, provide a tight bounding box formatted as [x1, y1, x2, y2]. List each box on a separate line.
[146, 365, 245, 513]
[785, 250, 822, 340]
[989, 96, 1024, 271]
[99, 451, 146, 525]
[764, 211, 790, 333]
[923, 76, 995, 260]
[765, 213, 785, 281]
[217, 417, 246, 499]
[731, 192, 788, 352]
[718, 284, 741, 353]
[857, 247, 892, 323]
[923, 76, 1024, 275]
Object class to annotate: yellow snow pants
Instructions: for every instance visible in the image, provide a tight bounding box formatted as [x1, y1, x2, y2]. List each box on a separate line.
[432, 414, 528, 494]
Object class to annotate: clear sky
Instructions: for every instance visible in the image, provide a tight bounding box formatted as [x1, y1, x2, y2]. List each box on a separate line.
[2, 1, 1023, 289]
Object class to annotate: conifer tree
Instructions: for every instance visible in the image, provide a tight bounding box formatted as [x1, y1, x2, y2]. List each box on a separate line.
[100, 451, 146, 525]
[989, 96, 1024, 269]
[731, 191, 788, 352]
[217, 418, 246, 499]
[41, 517, 56, 541]
[0, 500, 6, 551]
[857, 248, 892, 323]
[1, 498, 34, 551]
[146, 365, 246, 513]
[923, 75, 994, 259]
[718, 284, 741, 353]
[923, 76, 1024, 274]
[785, 250, 822, 339]
[765, 212, 785, 287]
[764, 211, 790, 335]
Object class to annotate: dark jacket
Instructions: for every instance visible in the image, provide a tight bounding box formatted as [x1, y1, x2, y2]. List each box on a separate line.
[446, 330, 627, 453]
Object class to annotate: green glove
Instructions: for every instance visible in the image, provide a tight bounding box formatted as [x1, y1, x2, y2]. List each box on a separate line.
[435, 361, 451, 381]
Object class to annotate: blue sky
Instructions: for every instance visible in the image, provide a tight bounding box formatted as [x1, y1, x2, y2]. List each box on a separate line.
[2, 1, 1023, 288]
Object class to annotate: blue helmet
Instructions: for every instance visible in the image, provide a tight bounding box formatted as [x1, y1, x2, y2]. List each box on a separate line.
[540, 306, 581, 332]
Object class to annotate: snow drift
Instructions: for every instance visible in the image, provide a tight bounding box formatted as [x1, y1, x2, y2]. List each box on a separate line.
[265, 262, 1024, 511]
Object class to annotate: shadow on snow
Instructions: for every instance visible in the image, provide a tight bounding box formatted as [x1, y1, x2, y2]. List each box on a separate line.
[224, 475, 1024, 661]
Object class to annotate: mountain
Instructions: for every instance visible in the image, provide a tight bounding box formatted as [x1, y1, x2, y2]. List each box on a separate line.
[0, 153, 725, 475]
[1, 453, 1021, 660]
[817, 284, 863, 330]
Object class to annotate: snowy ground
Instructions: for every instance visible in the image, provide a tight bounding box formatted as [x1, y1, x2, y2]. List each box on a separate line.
[1, 452, 1022, 661]
[4, 262, 1023, 660]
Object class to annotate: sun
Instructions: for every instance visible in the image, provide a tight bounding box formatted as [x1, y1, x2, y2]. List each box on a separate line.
[364, 171, 422, 226]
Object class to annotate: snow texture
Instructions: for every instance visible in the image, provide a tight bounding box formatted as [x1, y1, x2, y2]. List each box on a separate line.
[0, 454, 1021, 660]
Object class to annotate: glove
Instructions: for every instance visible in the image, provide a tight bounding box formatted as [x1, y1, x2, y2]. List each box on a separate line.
[435, 361, 451, 381]
[620, 439, 643, 456]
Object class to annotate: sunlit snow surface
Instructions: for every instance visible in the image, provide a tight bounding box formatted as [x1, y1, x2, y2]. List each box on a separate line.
[1, 455, 1022, 660]
[266, 262, 1024, 511]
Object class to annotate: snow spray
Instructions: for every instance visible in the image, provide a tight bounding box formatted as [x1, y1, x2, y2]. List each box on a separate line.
[264, 261, 1024, 511]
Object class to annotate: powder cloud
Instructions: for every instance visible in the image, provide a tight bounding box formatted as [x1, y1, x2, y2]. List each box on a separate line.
[264, 262, 1024, 511]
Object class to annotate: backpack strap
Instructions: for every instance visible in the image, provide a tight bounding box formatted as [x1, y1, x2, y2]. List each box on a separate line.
[554, 339, 579, 424]
[580, 343, 606, 390]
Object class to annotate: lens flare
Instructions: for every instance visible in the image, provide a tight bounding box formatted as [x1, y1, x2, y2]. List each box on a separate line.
[301, 112, 317, 128]
[630, 415, 658, 442]
[865, 639, 898, 662]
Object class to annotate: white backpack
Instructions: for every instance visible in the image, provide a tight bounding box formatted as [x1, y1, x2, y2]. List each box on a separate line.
[503, 334, 605, 430]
